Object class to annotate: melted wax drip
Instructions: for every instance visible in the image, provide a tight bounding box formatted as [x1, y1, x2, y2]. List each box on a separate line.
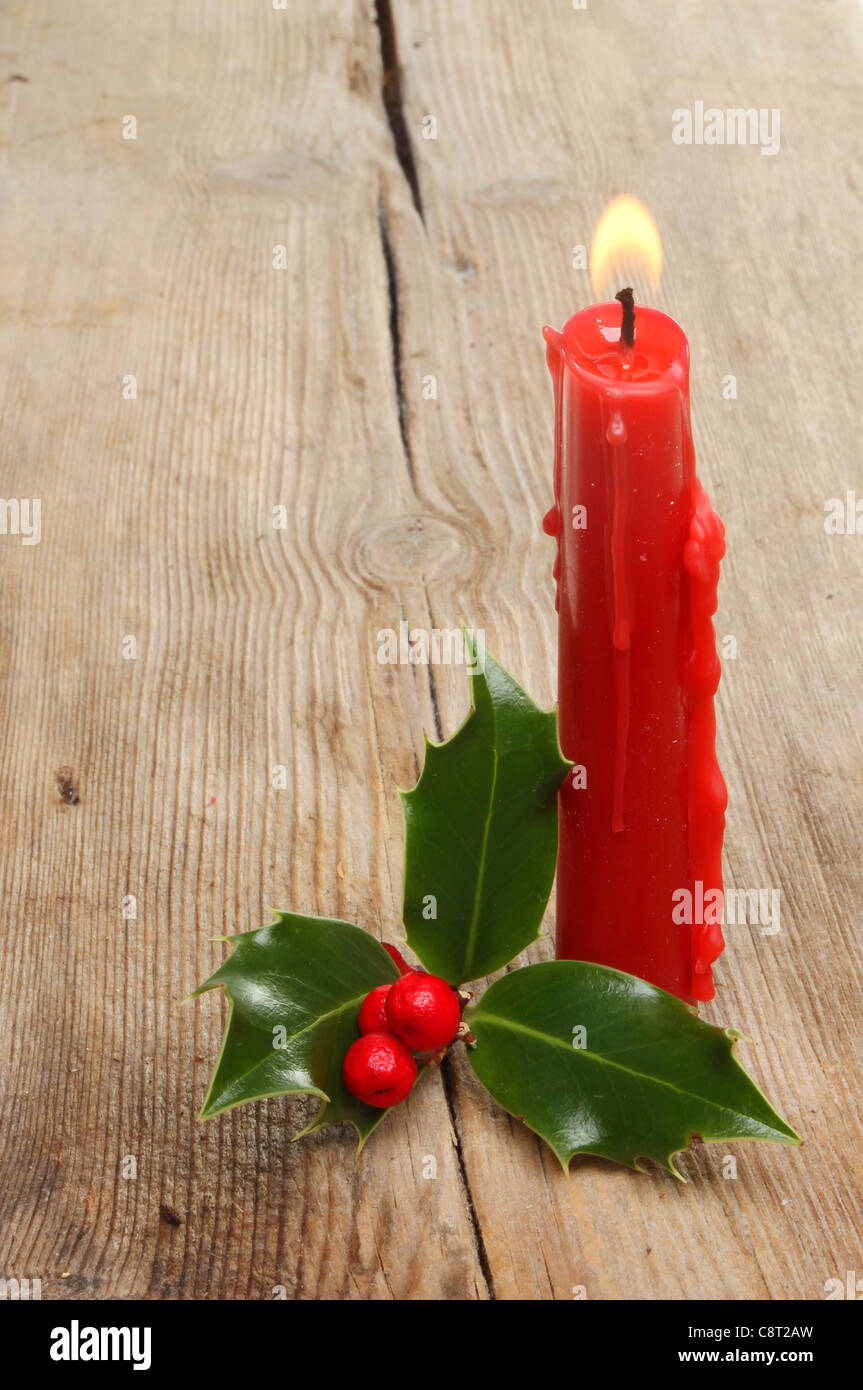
[681, 408, 728, 1002]
[541, 326, 565, 612]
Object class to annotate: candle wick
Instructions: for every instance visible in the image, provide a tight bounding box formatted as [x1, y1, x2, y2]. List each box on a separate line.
[615, 287, 635, 349]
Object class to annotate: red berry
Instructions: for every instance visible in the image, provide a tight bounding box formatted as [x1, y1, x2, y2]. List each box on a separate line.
[357, 983, 393, 1035]
[342, 1032, 417, 1108]
[386, 972, 461, 1052]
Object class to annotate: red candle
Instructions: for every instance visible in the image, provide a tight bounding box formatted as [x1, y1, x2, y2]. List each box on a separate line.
[543, 290, 727, 1003]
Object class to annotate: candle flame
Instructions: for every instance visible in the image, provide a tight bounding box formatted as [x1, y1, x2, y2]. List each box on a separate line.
[589, 196, 662, 302]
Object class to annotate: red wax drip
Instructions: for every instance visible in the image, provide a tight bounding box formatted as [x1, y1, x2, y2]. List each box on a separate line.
[542, 326, 565, 613]
[682, 422, 728, 1001]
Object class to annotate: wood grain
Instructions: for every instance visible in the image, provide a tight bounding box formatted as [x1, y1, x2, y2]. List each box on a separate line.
[0, 0, 860, 1300]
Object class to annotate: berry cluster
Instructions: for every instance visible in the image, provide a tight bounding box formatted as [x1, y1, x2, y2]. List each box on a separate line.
[343, 970, 462, 1108]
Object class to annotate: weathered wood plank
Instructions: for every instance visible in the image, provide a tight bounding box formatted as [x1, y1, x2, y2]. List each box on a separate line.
[387, 0, 863, 1298]
[0, 0, 487, 1300]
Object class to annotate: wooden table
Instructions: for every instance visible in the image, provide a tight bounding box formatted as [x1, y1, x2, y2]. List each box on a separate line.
[1, 0, 860, 1301]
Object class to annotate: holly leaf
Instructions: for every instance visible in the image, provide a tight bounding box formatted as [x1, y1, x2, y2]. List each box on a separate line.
[466, 961, 799, 1176]
[401, 633, 570, 983]
[193, 912, 399, 1144]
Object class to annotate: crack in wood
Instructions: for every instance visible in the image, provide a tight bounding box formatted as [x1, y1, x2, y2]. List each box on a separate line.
[373, 0, 425, 224]
[422, 582, 445, 742]
[441, 1054, 496, 1300]
[425, 662, 444, 744]
[420, 536, 491, 1294]
[377, 193, 416, 491]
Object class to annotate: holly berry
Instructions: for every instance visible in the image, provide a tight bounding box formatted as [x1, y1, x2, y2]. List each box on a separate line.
[342, 1032, 417, 1108]
[357, 983, 393, 1035]
[385, 972, 462, 1052]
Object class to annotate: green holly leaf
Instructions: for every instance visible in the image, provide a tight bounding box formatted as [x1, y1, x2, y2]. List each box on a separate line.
[466, 961, 799, 1176]
[193, 912, 399, 1144]
[400, 633, 570, 983]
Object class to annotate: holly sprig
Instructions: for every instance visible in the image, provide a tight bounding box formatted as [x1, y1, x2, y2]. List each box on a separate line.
[193, 637, 798, 1176]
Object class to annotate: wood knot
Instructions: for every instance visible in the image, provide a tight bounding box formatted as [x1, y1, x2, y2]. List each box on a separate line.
[55, 767, 80, 805]
[353, 512, 476, 589]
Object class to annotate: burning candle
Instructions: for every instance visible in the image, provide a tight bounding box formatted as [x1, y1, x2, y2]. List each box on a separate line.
[543, 197, 727, 1003]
